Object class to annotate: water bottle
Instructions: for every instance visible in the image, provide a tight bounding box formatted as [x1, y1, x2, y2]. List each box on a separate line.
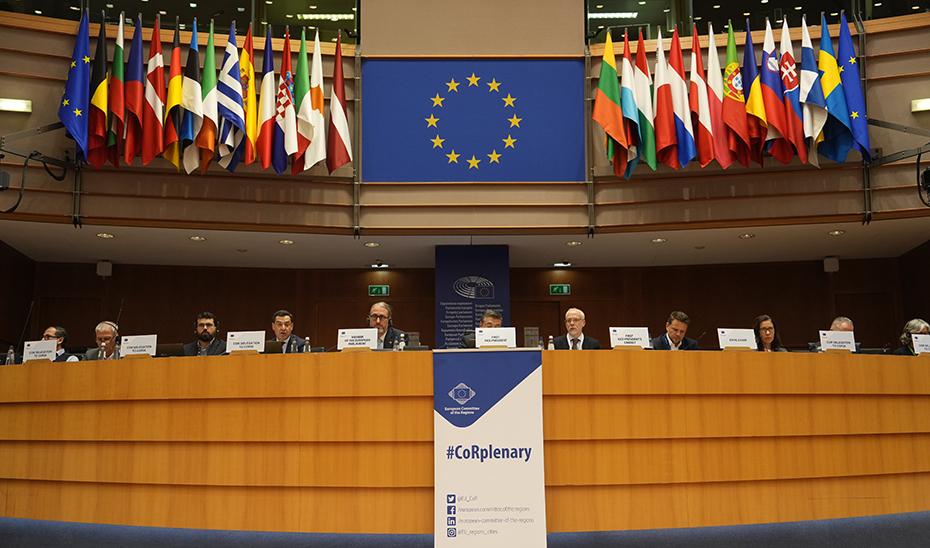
[304, 337, 311, 353]
[4, 346, 14, 365]
[546, 335, 555, 350]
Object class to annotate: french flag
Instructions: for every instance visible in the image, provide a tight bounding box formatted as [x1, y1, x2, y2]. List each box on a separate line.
[760, 18, 793, 164]
[666, 28, 696, 169]
[688, 24, 714, 168]
[256, 25, 276, 170]
[653, 29, 677, 169]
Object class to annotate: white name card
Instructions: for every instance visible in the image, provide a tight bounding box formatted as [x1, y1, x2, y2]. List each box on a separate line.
[911, 333, 930, 355]
[23, 339, 57, 362]
[717, 328, 757, 350]
[225, 331, 266, 353]
[819, 330, 856, 352]
[476, 327, 517, 348]
[609, 327, 651, 349]
[120, 334, 157, 358]
[338, 328, 378, 350]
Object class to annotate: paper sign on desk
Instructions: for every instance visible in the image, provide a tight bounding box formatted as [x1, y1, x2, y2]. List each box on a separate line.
[912, 334, 930, 355]
[717, 328, 757, 350]
[22, 339, 56, 362]
[819, 330, 856, 352]
[609, 327, 651, 349]
[225, 331, 266, 353]
[120, 335, 157, 357]
[476, 327, 516, 348]
[338, 328, 378, 350]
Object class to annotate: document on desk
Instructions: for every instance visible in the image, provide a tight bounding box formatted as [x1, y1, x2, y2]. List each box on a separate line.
[433, 349, 546, 548]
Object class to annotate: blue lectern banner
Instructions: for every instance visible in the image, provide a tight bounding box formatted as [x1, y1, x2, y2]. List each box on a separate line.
[433, 349, 547, 547]
[361, 59, 585, 182]
[435, 245, 510, 349]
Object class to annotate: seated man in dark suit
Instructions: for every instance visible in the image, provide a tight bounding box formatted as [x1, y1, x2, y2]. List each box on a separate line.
[554, 308, 601, 350]
[42, 326, 80, 362]
[368, 301, 405, 349]
[461, 309, 503, 348]
[84, 321, 120, 360]
[269, 309, 306, 353]
[650, 310, 699, 350]
[183, 312, 226, 356]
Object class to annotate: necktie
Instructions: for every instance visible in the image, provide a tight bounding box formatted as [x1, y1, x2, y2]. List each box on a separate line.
[571, 338, 579, 350]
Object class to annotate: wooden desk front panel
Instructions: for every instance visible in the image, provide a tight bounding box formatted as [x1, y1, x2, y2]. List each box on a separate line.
[0, 351, 928, 533]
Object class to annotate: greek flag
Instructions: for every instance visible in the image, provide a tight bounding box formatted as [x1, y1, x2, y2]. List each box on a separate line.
[216, 21, 245, 171]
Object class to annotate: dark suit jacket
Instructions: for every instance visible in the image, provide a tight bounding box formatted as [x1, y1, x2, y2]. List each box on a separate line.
[382, 325, 406, 349]
[553, 334, 601, 350]
[893, 345, 916, 356]
[460, 331, 477, 349]
[84, 346, 120, 360]
[273, 334, 306, 353]
[53, 351, 81, 362]
[650, 334, 699, 351]
[183, 338, 226, 357]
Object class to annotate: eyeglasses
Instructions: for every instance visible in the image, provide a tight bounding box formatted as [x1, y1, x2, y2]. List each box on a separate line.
[759, 327, 775, 333]
[368, 314, 389, 322]
[42, 334, 59, 340]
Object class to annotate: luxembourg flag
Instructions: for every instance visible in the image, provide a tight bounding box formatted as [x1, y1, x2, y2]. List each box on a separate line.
[272, 28, 298, 175]
[779, 18, 807, 164]
[653, 29, 677, 169]
[256, 25, 276, 169]
[216, 22, 245, 172]
[688, 24, 714, 167]
[760, 18, 793, 164]
[666, 28, 696, 169]
[705, 22, 733, 169]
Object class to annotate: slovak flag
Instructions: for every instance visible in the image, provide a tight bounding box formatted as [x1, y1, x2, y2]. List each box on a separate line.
[760, 18, 793, 164]
[666, 28, 696, 169]
[779, 18, 807, 164]
[272, 28, 298, 175]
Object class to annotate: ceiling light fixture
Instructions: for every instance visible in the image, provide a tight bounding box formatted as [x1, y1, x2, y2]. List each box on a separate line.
[587, 12, 639, 19]
[34, 9, 42, 14]
[553, 261, 572, 268]
[651, 237, 668, 243]
[828, 229, 846, 236]
[278, 239, 295, 245]
[371, 261, 389, 269]
[189, 235, 206, 242]
[566, 240, 583, 247]
[738, 233, 756, 239]
[295, 13, 355, 20]
[364, 242, 381, 248]
[96, 232, 115, 239]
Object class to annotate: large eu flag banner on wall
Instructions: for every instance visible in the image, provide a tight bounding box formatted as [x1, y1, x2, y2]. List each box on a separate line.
[361, 59, 585, 182]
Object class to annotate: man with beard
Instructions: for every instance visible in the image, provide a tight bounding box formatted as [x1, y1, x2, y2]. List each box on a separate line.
[183, 312, 226, 356]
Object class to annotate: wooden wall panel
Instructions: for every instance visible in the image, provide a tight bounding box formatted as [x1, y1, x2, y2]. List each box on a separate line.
[0, 241, 34, 348]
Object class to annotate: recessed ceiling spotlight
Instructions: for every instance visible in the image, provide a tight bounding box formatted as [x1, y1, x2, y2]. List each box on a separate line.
[913, 5, 920, 10]
[738, 233, 756, 239]
[831, 11, 839, 15]
[69, 5, 80, 10]
[761, 0, 769, 3]
[105, 2, 114, 7]
[236, 248, 248, 253]
[566, 240, 583, 247]
[694, 245, 706, 250]
[638, 0, 646, 4]
[237, 6, 245, 11]
[285, 14, 293, 18]
[278, 239, 295, 245]
[34, 9, 42, 14]
[596, 3, 604, 8]
[663, 8, 670, 13]
[743, 11, 751, 16]
[309, 4, 318, 8]
[794, 5, 802, 10]
[159, 10, 167, 15]
[371, 261, 389, 269]
[553, 261, 572, 268]
[364, 241, 381, 248]
[828, 229, 846, 236]
[694, 16, 702, 20]
[713, 4, 721, 8]
[96, 232, 115, 239]
[189, 2, 197, 7]
[875, 1, 882, 5]
[189, 235, 207, 242]
[651, 237, 668, 243]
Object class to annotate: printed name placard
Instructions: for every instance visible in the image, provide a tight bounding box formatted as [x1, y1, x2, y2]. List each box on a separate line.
[433, 349, 547, 547]
[911, 334, 930, 355]
[819, 330, 856, 352]
[22, 339, 56, 362]
[225, 331, 266, 353]
[476, 327, 516, 349]
[609, 327, 651, 349]
[717, 328, 757, 350]
[120, 334, 157, 357]
[338, 328, 378, 350]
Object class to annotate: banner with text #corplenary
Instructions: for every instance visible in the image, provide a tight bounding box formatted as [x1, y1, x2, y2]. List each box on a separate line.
[435, 245, 510, 349]
[433, 349, 546, 547]
[361, 59, 584, 182]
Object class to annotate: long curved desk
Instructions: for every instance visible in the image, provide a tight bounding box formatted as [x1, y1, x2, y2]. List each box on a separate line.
[0, 350, 928, 534]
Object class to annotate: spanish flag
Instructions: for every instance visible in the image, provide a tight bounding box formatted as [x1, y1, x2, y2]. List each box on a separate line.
[87, 11, 109, 168]
[240, 24, 257, 165]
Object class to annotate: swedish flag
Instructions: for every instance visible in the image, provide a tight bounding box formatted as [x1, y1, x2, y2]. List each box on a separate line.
[57, 10, 90, 162]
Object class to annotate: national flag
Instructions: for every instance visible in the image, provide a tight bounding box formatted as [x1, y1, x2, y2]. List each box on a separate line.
[272, 27, 297, 174]
[196, 19, 218, 173]
[652, 29, 677, 169]
[619, 31, 640, 178]
[163, 21, 183, 170]
[705, 22, 733, 169]
[86, 12, 109, 168]
[327, 31, 352, 173]
[106, 13, 125, 167]
[123, 14, 145, 165]
[779, 18, 807, 164]
[665, 28, 696, 169]
[217, 21, 246, 171]
[760, 18, 792, 164]
[743, 19, 767, 165]
[592, 32, 628, 177]
[58, 9, 90, 163]
[722, 20, 750, 166]
[688, 24, 714, 167]
[817, 14, 854, 163]
[294, 28, 327, 173]
[181, 20, 204, 174]
[634, 30, 656, 171]
[141, 15, 165, 165]
[256, 25, 276, 169]
[800, 15, 828, 167]
[838, 12, 872, 161]
[240, 23, 257, 165]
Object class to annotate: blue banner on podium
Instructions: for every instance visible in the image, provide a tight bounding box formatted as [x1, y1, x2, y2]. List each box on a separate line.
[435, 245, 510, 349]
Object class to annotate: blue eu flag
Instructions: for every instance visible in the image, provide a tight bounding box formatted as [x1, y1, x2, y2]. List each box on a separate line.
[837, 13, 871, 162]
[361, 59, 584, 182]
[58, 10, 91, 162]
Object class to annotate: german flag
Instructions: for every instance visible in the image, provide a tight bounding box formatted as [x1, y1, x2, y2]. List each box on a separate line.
[163, 20, 183, 170]
[87, 11, 109, 168]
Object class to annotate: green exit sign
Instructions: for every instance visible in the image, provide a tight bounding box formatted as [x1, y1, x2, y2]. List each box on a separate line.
[368, 284, 390, 297]
[549, 283, 571, 296]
